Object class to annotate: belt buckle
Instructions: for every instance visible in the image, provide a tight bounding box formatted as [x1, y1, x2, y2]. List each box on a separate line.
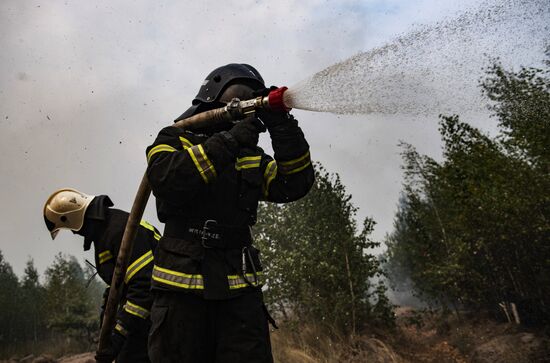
[201, 220, 218, 248]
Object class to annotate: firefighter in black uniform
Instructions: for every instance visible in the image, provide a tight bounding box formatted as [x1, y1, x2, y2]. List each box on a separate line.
[145, 64, 314, 363]
[43, 188, 160, 363]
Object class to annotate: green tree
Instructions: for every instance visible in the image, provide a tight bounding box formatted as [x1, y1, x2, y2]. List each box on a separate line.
[386, 59, 550, 323]
[255, 165, 393, 334]
[20, 259, 46, 344]
[20, 259, 45, 345]
[0, 250, 20, 346]
[482, 59, 550, 169]
[44, 254, 97, 340]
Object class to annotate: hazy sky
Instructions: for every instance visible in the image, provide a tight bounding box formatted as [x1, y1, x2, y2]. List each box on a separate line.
[1, 0, 547, 277]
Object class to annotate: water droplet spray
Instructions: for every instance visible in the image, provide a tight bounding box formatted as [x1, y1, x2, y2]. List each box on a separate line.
[283, 0, 549, 116]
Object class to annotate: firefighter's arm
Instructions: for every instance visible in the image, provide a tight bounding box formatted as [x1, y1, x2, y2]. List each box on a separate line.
[98, 223, 154, 345]
[115, 245, 155, 337]
[259, 112, 315, 202]
[146, 126, 238, 203]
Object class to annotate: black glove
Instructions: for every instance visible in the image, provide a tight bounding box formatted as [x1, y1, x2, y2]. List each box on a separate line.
[228, 117, 266, 148]
[253, 86, 290, 129]
[95, 332, 125, 363]
[256, 109, 289, 129]
[252, 85, 278, 98]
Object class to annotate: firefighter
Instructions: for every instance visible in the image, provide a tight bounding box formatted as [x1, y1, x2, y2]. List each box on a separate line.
[146, 63, 314, 363]
[43, 188, 160, 363]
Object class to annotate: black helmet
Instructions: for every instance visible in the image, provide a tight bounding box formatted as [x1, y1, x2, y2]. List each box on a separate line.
[175, 63, 265, 122]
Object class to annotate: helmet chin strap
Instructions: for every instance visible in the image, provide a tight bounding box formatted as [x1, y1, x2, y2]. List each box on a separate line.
[83, 237, 93, 251]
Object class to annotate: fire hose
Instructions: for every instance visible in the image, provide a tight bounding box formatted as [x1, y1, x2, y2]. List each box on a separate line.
[96, 87, 290, 359]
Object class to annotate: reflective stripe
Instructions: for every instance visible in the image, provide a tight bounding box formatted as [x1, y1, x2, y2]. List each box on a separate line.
[123, 300, 150, 319]
[115, 323, 128, 336]
[125, 250, 154, 283]
[140, 220, 161, 241]
[235, 156, 262, 170]
[227, 272, 263, 290]
[179, 136, 193, 149]
[262, 160, 278, 197]
[152, 265, 263, 291]
[187, 145, 217, 183]
[147, 144, 177, 163]
[277, 151, 311, 175]
[152, 265, 205, 290]
[98, 250, 113, 264]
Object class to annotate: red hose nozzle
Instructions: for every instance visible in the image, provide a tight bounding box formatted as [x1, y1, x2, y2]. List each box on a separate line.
[267, 87, 291, 112]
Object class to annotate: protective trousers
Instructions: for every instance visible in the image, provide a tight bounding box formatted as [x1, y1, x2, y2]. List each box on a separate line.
[148, 290, 273, 363]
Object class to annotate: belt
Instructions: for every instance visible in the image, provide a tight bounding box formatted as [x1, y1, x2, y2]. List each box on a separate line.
[164, 219, 253, 249]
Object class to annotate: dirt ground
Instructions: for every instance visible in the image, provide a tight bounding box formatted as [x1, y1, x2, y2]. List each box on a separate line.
[393, 307, 549, 363]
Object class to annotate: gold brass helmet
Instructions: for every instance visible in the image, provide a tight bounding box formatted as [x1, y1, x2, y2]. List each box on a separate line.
[43, 188, 96, 240]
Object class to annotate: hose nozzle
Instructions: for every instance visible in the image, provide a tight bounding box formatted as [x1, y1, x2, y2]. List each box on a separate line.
[232, 86, 291, 116]
[263, 86, 291, 112]
[175, 86, 291, 131]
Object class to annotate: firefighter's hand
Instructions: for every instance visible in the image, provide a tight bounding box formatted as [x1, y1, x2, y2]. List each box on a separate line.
[95, 333, 125, 363]
[256, 109, 289, 129]
[229, 117, 266, 148]
[253, 85, 289, 129]
[252, 85, 278, 98]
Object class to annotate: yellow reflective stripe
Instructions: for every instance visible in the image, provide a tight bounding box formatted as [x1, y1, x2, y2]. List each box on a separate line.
[235, 155, 262, 170]
[147, 144, 177, 163]
[262, 161, 278, 197]
[98, 250, 113, 264]
[179, 136, 193, 149]
[140, 220, 161, 241]
[278, 151, 310, 166]
[282, 160, 312, 175]
[197, 145, 217, 177]
[238, 156, 262, 162]
[152, 265, 205, 290]
[187, 147, 208, 183]
[152, 265, 262, 290]
[123, 300, 150, 319]
[115, 323, 128, 336]
[278, 151, 311, 175]
[227, 272, 263, 290]
[125, 250, 154, 283]
[187, 145, 217, 184]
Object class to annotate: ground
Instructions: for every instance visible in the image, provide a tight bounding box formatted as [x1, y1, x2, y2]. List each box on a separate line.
[2, 309, 549, 363]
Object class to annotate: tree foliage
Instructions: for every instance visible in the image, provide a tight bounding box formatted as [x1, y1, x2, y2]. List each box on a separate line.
[255, 165, 393, 334]
[385, 59, 550, 324]
[0, 251, 104, 358]
[44, 254, 99, 338]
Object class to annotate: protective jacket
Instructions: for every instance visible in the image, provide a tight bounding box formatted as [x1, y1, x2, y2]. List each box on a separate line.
[146, 114, 314, 300]
[80, 198, 160, 362]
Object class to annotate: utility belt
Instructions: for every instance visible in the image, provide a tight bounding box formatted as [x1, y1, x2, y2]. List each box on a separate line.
[164, 219, 253, 249]
[153, 218, 262, 299]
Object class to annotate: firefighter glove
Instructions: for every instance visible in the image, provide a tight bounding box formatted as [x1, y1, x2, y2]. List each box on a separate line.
[95, 332, 125, 363]
[228, 117, 265, 148]
[252, 85, 278, 98]
[253, 85, 289, 129]
[256, 109, 289, 129]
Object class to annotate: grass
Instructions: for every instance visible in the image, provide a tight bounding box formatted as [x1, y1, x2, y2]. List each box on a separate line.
[270, 322, 402, 363]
